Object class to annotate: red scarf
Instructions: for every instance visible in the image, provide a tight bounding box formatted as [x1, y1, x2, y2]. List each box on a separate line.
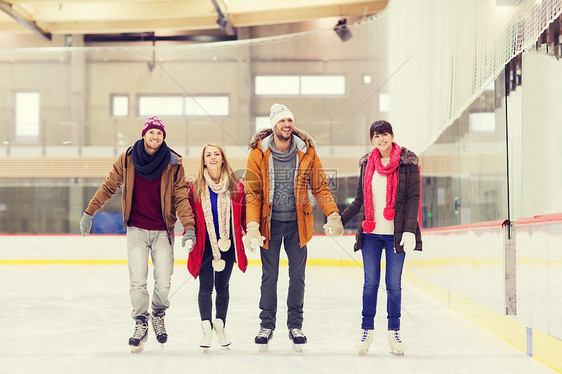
[362, 142, 401, 233]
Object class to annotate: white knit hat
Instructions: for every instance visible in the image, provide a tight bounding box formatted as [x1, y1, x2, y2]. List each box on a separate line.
[269, 103, 294, 128]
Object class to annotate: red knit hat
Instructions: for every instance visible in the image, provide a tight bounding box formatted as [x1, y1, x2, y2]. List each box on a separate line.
[141, 116, 166, 139]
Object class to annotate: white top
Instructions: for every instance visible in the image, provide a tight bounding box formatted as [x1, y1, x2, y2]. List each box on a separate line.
[366, 157, 394, 235]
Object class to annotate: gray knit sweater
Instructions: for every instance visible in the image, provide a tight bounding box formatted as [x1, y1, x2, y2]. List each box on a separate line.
[269, 138, 297, 221]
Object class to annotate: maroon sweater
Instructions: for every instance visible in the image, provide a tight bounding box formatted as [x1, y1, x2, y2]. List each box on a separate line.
[127, 172, 167, 231]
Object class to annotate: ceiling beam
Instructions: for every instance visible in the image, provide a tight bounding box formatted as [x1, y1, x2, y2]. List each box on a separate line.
[0, 0, 51, 40]
[0, 0, 389, 36]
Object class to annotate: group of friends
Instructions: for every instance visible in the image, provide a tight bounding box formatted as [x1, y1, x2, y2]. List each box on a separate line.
[79, 103, 422, 355]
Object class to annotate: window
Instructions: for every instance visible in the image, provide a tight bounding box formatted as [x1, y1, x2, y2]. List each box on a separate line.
[139, 96, 184, 117]
[138, 95, 229, 117]
[379, 93, 390, 112]
[15, 92, 40, 137]
[255, 116, 270, 132]
[185, 96, 229, 116]
[255, 76, 300, 96]
[255, 75, 346, 96]
[111, 95, 129, 117]
[469, 112, 495, 132]
[300, 76, 346, 95]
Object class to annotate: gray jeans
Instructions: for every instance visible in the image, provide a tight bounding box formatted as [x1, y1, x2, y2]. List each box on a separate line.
[259, 220, 307, 330]
[126, 226, 174, 320]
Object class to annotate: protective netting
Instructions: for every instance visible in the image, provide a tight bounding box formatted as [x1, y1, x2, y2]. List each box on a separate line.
[386, 0, 562, 153]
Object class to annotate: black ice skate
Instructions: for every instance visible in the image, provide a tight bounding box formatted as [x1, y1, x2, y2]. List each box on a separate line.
[288, 328, 307, 352]
[255, 328, 273, 352]
[152, 313, 167, 347]
[129, 318, 149, 353]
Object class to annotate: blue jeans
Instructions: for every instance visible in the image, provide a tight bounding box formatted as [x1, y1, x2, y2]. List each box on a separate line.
[360, 233, 405, 331]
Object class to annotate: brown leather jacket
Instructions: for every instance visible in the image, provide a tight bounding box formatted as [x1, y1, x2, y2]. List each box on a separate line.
[246, 128, 339, 249]
[85, 146, 195, 239]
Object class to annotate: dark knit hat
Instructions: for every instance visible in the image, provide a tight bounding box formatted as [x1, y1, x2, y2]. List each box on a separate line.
[141, 116, 166, 139]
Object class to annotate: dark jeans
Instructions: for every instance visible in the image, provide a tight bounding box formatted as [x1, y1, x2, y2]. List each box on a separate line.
[198, 237, 234, 324]
[259, 220, 307, 330]
[360, 233, 405, 331]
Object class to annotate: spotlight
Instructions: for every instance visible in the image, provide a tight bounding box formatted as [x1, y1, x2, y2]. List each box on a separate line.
[334, 18, 352, 42]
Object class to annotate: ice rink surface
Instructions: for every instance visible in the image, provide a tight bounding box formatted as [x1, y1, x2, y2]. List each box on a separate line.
[1, 264, 557, 374]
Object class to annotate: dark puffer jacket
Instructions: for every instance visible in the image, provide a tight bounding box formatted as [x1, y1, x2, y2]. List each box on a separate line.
[341, 147, 423, 253]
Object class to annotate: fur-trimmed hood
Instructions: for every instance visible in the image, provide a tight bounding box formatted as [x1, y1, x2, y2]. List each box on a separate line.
[249, 127, 316, 151]
[358, 146, 418, 167]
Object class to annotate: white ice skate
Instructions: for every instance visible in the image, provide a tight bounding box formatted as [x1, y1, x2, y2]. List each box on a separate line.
[388, 330, 406, 355]
[213, 318, 231, 348]
[200, 320, 213, 350]
[129, 319, 149, 353]
[356, 329, 374, 353]
[288, 328, 307, 352]
[255, 328, 273, 352]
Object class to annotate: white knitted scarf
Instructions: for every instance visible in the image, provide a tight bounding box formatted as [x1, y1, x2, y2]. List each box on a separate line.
[201, 169, 231, 271]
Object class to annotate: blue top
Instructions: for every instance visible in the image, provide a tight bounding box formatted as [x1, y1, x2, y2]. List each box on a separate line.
[206, 187, 232, 239]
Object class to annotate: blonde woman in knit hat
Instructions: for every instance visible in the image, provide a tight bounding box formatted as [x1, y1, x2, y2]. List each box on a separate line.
[187, 143, 248, 349]
[341, 120, 422, 355]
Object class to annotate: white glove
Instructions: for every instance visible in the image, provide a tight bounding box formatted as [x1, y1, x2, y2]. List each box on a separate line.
[243, 222, 265, 253]
[400, 232, 416, 252]
[323, 212, 344, 237]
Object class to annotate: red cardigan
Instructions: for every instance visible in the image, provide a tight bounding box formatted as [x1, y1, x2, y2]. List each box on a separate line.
[187, 181, 248, 278]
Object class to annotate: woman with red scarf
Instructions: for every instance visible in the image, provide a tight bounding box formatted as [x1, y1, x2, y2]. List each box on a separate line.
[341, 120, 422, 355]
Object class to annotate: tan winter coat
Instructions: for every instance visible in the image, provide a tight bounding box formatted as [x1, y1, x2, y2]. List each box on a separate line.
[245, 128, 339, 249]
[85, 147, 195, 239]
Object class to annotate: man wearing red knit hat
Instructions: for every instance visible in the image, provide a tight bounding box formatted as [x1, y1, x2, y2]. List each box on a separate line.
[79, 116, 196, 353]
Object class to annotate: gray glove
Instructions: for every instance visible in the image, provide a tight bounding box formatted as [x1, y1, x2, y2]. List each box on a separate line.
[182, 229, 196, 252]
[80, 212, 93, 237]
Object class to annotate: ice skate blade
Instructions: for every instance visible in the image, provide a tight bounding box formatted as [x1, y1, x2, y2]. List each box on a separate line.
[390, 350, 404, 356]
[292, 343, 304, 352]
[258, 344, 269, 353]
[218, 340, 231, 348]
[130, 343, 145, 353]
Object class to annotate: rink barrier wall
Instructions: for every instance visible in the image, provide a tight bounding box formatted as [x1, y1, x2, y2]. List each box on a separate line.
[407, 214, 562, 374]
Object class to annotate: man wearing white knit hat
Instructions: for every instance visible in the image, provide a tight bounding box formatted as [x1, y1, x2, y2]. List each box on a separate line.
[244, 103, 344, 351]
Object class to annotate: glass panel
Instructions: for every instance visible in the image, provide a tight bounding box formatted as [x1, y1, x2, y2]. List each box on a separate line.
[420, 73, 508, 228]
